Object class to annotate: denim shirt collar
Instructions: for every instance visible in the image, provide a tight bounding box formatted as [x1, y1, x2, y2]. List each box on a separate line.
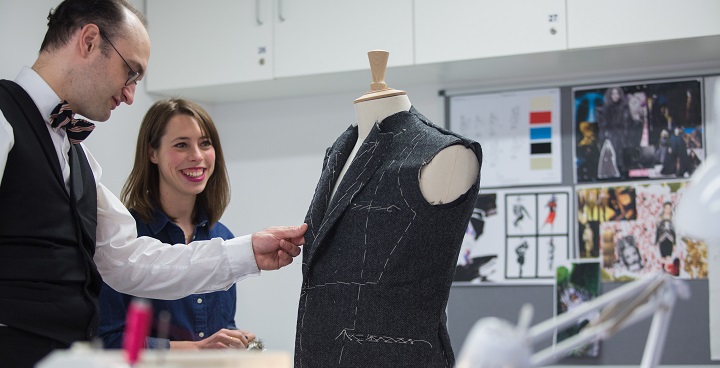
[147, 205, 209, 236]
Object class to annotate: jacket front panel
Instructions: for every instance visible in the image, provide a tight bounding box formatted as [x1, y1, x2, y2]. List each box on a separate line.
[296, 107, 482, 368]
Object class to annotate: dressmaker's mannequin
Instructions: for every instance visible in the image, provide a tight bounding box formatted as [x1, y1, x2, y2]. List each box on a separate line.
[331, 50, 480, 204]
[296, 50, 483, 368]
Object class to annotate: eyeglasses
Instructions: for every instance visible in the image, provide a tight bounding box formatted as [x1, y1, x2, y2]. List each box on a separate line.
[100, 32, 141, 86]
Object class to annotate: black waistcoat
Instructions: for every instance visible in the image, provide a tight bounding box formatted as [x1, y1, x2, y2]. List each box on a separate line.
[296, 107, 482, 367]
[0, 80, 100, 344]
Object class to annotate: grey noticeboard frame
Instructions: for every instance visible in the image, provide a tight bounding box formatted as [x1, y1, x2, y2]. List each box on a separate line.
[448, 280, 714, 365]
[442, 79, 719, 365]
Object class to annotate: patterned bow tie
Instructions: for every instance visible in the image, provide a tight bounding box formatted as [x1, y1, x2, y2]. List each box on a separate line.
[49, 101, 96, 144]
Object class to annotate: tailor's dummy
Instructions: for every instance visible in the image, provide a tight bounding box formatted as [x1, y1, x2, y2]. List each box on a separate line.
[331, 50, 480, 204]
[296, 50, 483, 368]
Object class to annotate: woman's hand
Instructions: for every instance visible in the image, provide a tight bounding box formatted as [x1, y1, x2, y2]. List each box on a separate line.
[170, 328, 257, 350]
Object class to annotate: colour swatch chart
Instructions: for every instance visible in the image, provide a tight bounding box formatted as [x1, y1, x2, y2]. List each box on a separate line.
[449, 88, 562, 188]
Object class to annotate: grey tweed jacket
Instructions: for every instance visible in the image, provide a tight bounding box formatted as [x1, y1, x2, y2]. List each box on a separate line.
[295, 107, 482, 368]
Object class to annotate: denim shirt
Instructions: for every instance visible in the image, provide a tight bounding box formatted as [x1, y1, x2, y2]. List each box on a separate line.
[98, 208, 237, 349]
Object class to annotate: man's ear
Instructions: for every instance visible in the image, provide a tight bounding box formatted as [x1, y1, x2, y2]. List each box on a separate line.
[78, 23, 101, 57]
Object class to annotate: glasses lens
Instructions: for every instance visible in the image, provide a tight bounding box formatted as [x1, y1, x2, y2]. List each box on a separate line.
[126, 71, 140, 86]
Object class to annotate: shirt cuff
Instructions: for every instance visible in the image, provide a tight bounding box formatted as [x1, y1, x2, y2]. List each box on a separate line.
[225, 234, 261, 279]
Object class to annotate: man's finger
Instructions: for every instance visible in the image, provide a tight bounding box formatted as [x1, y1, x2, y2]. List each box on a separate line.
[277, 250, 293, 268]
[287, 235, 306, 246]
[269, 224, 308, 239]
[279, 239, 301, 257]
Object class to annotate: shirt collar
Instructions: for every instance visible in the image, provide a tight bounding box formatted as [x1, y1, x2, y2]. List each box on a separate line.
[14, 66, 63, 126]
[147, 205, 210, 236]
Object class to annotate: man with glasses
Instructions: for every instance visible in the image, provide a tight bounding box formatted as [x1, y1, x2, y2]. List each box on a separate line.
[0, 1, 306, 366]
[100, 31, 141, 86]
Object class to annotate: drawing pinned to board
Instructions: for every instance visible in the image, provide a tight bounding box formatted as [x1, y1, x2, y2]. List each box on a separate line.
[538, 237, 570, 278]
[573, 78, 704, 183]
[507, 237, 535, 279]
[449, 88, 562, 188]
[465, 193, 498, 241]
[454, 187, 572, 285]
[507, 194, 536, 235]
[539, 193, 569, 235]
[576, 180, 708, 281]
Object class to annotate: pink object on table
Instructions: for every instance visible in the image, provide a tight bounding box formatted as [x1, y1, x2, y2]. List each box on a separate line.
[123, 298, 153, 366]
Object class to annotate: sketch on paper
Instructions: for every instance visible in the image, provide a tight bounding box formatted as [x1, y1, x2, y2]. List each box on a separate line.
[449, 88, 562, 188]
[455, 187, 572, 285]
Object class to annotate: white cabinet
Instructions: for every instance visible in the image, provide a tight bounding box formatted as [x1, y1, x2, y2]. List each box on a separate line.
[414, 0, 567, 65]
[146, 0, 413, 94]
[143, 0, 720, 103]
[273, 0, 413, 78]
[567, 0, 720, 49]
[145, 0, 273, 92]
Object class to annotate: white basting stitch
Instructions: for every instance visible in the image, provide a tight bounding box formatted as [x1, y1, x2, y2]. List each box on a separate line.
[302, 119, 447, 364]
[350, 203, 400, 212]
[336, 328, 433, 348]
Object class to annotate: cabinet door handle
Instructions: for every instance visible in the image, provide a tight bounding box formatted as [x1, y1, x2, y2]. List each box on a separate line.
[277, 0, 285, 22]
[256, 0, 263, 25]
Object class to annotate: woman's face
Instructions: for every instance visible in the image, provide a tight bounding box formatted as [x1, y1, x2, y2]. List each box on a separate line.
[587, 189, 597, 203]
[618, 191, 632, 207]
[622, 244, 640, 267]
[610, 88, 621, 103]
[628, 92, 646, 121]
[150, 114, 216, 201]
[662, 203, 673, 217]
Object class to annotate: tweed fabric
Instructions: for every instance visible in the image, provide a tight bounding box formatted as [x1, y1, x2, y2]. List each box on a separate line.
[295, 107, 482, 368]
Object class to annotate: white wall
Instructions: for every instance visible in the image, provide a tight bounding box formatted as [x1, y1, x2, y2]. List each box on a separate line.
[2, 0, 719, 358]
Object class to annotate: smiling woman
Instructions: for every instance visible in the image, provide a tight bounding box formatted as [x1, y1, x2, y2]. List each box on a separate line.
[149, 112, 217, 210]
[121, 98, 229, 229]
[97, 98, 256, 350]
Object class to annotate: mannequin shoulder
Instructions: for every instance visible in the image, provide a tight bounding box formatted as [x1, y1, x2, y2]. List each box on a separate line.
[419, 145, 480, 205]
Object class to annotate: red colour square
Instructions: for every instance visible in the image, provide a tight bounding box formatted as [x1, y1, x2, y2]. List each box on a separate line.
[530, 111, 552, 124]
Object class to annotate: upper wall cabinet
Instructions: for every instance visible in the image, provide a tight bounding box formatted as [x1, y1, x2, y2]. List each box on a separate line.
[414, 0, 567, 65]
[273, 0, 413, 78]
[144, 1, 720, 103]
[146, 0, 413, 94]
[145, 0, 273, 92]
[567, 0, 720, 49]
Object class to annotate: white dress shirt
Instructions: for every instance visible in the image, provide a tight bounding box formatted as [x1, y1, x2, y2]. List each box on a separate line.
[0, 67, 260, 300]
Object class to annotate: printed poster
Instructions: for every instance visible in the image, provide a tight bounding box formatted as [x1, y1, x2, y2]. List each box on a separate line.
[555, 259, 602, 358]
[573, 78, 704, 183]
[449, 88, 562, 188]
[454, 186, 572, 285]
[576, 180, 708, 281]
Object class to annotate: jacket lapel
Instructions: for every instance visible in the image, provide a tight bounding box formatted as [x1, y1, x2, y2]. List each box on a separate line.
[304, 126, 356, 243]
[304, 124, 393, 268]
